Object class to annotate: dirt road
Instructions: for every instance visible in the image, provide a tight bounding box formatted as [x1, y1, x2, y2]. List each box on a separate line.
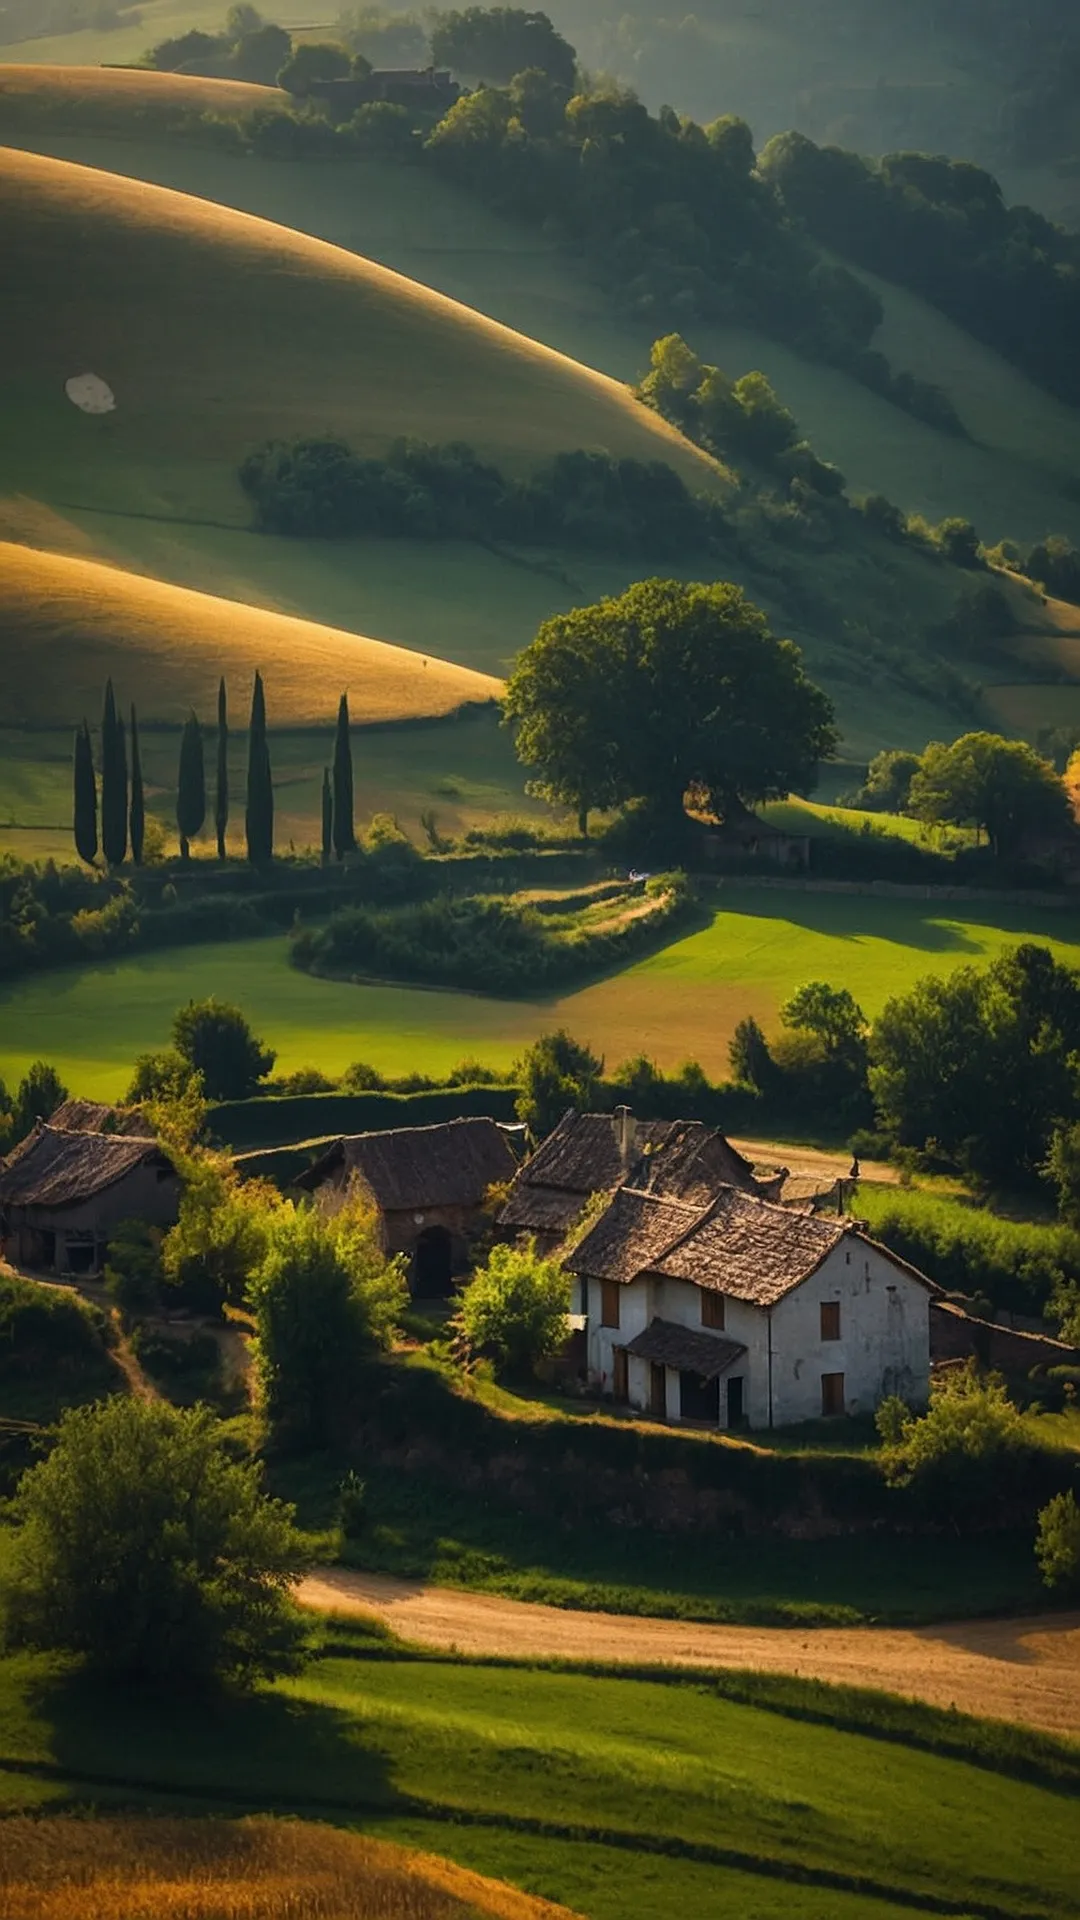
[731, 1138, 899, 1186]
[299, 1569, 1080, 1740]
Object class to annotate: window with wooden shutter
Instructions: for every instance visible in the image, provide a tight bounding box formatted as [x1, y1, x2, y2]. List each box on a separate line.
[601, 1280, 621, 1329]
[701, 1290, 725, 1329]
[820, 1300, 841, 1341]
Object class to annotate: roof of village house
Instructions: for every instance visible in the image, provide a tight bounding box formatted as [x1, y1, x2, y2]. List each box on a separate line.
[499, 1111, 772, 1236]
[0, 1123, 172, 1210]
[297, 1117, 518, 1213]
[50, 1099, 148, 1137]
[568, 1180, 933, 1309]
[624, 1318, 747, 1379]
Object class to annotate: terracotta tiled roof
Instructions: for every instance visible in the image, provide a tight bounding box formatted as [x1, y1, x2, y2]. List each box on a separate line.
[298, 1117, 518, 1213]
[623, 1318, 747, 1378]
[499, 1111, 766, 1234]
[0, 1124, 171, 1208]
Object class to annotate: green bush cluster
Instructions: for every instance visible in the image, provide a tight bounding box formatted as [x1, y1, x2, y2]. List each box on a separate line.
[291, 872, 696, 994]
[239, 437, 725, 558]
[0, 1271, 112, 1377]
[855, 1187, 1080, 1322]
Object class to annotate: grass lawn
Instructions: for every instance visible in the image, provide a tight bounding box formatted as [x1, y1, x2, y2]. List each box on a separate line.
[0, 1642, 1074, 1920]
[3, 886, 1079, 1096]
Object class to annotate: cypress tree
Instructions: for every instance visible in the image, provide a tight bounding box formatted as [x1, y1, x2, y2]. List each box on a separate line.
[100, 677, 128, 867]
[73, 720, 97, 865]
[176, 712, 206, 862]
[320, 767, 333, 865]
[215, 675, 229, 861]
[331, 691, 356, 859]
[129, 703, 145, 866]
[245, 671, 274, 865]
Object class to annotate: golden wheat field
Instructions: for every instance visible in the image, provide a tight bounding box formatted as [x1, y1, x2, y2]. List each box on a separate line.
[0, 64, 284, 117]
[0, 1815, 580, 1920]
[0, 541, 502, 726]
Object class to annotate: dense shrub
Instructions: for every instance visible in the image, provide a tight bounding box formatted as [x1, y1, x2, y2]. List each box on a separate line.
[877, 1363, 1042, 1525]
[455, 1239, 571, 1378]
[0, 1272, 111, 1376]
[238, 437, 724, 558]
[854, 1187, 1080, 1322]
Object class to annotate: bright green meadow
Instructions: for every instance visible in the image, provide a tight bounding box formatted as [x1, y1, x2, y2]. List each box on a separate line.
[3, 885, 1079, 1097]
[0, 1636, 1074, 1920]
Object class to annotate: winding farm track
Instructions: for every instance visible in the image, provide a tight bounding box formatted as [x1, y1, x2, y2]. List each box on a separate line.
[300, 1570, 1080, 1740]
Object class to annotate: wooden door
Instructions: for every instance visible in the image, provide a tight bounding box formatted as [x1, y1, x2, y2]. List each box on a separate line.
[821, 1371, 845, 1417]
[726, 1375, 744, 1427]
[613, 1347, 629, 1402]
[650, 1362, 666, 1418]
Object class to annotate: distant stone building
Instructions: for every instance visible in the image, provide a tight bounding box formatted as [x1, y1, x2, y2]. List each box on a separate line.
[297, 1117, 519, 1296]
[0, 1123, 180, 1278]
[566, 1182, 933, 1429]
[499, 1110, 787, 1258]
[308, 67, 460, 117]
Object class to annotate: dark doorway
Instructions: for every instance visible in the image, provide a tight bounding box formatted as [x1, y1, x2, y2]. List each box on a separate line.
[612, 1347, 629, 1402]
[821, 1371, 846, 1417]
[650, 1362, 667, 1418]
[411, 1226, 454, 1299]
[679, 1370, 720, 1424]
[726, 1375, 745, 1428]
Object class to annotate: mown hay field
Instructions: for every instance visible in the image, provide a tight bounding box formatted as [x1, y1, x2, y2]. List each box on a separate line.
[0, 62, 282, 117]
[0, 1648, 1074, 1920]
[3, 887, 1079, 1098]
[0, 542, 502, 728]
[0, 0, 332, 66]
[0, 1813, 577, 1920]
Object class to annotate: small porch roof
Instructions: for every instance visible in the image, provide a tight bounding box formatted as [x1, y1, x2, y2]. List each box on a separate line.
[623, 1317, 747, 1379]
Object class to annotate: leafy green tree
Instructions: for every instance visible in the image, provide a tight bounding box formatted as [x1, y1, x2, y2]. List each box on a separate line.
[230, 20, 291, 82]
[332, 692, 356, 859]
[870, 944, 1080, 1184]
[176, 712, 206, 863]
[72, 718, 97, 866]
[125, 1048, 198, 1105]
[215, 677, 229, 861]
[278, 39, 351, 93]
[172, 998, 275, 1102]
[100, 678, 128, 868]
[430, 7, 576, 88]
[935, 517, 982, 567]
[245, 670, 274, 866]
[504, 579, 836, 830]
[907, 732, 1070, 856]
[1026, 535, 1080, 606]
[781, 982, 868, 1066]
[250, 1203, 405, 1445]
[12, 1062, 68, 1145]
[129, 704, 145, 866]
[728, 1015, 774, 1090]
[1045, 1122, 1080, 1226]
[455, 1238, 570, 1377]
[878, 1362, 1029, 1521]
[514, 1029, 602, 1137]
[163, 1152, 280, 1314]
[1035, 1490, 1080, 1591]
[2, 1398, 309, 1686]
[852, 748, 922, 813]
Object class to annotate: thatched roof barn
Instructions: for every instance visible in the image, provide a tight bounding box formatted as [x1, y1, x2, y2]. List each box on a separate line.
[298, 1117, 520, 1296]
[0, 1122, 180, 1277]
[499, 1111, 785, 1249]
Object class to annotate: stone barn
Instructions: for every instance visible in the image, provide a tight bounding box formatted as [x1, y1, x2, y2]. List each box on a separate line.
[298, 1117, 519, 1296]
[0, 1123, 181, 1278]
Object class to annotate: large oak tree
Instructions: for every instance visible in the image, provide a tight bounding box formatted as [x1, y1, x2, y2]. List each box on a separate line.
[503, 578, 836, 829]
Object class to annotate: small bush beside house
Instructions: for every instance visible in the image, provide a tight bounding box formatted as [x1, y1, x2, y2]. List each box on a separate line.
[455, 1239, 571, 1379]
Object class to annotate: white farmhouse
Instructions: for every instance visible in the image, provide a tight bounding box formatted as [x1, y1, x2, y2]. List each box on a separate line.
[566, 1183, 932, 1429]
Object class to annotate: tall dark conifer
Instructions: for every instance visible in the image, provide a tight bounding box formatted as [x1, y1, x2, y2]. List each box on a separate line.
[129, 703, 145, 866]
[245, 671, 274, 865]
[215, 676, 229, 861]
[320, 767, 333, 866]
[331, 691, 356, 859]
[100, 677, 128, 867]
[176, 713, 206, 862]
[73, 720, 98, 866]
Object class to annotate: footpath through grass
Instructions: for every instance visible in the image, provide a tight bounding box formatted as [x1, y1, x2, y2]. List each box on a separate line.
[0, 1639, 1075, 1920]
[3, 885, 1079, 1097]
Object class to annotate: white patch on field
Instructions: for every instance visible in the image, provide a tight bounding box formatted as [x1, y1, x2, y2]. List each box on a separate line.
[65, 373, 116, 415]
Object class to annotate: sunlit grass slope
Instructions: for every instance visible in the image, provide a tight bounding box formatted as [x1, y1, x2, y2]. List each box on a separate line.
[0, 144, 728, 526]
[0, 1813, 578, 1920]
[0, 542, 501, 726]
[0, 0, 333, 66]
[0, 62, 282, 116]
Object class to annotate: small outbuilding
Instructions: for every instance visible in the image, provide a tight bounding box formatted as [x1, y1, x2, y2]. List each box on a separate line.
[0, 1123, 181, 1278]
[297, 1116, 519, 1296]
[567, 1181, 933, 1429]
[499, 1109, 786, 1258]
